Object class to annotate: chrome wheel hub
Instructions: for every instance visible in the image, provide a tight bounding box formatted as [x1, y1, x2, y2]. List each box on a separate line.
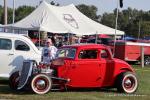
[125, 79, 132, 87]
[36, 80, 46, 89]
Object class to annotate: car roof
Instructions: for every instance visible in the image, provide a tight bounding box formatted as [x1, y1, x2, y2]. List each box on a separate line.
[62, 43, 107, 49]
[0, 32, 40, 53]
[0, 32, 25, 38]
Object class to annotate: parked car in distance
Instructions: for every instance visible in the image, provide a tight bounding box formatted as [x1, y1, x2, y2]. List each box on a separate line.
[0, 32, 41, 78]
[10, 44, 138, 94]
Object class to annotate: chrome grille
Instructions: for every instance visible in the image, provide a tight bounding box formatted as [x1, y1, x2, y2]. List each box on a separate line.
[18, 60, 34, 90]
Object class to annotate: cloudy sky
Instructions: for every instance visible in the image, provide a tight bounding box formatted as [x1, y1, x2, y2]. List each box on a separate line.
[0, 0, 149, 15]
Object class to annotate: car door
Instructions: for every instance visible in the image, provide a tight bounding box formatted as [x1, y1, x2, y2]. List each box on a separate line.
[99, 49, 115, 87]
[0, 38, 14, 78]
[13, 39, 35, 72]
[67, 49, 102, 87]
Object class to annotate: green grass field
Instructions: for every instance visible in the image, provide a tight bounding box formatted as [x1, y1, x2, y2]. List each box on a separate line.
[0, 65, 150, 100]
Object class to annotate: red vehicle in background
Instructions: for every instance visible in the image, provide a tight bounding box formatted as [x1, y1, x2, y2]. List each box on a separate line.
[9, 44, 138, 94]
[114, 42, 150, 65]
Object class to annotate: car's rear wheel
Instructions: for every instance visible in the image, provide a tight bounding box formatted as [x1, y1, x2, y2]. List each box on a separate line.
[116, 72, 138, 94]
[9, 71, 19, 90]
[31, 74, 52, 94]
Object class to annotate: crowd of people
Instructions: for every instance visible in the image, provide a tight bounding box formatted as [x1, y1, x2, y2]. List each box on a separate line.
[40, 34, 81, 64]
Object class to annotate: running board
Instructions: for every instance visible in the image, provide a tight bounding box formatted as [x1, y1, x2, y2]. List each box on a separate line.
[51, 77, 70, 82]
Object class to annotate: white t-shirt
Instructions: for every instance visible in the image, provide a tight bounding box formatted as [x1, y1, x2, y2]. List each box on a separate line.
[42, 46, 57, 63]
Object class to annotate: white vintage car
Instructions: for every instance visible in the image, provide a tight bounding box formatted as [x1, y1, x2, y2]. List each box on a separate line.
[0, 32, 41, 78]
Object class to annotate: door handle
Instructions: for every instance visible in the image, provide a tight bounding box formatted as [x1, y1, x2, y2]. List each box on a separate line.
[8, 53, 14, 56]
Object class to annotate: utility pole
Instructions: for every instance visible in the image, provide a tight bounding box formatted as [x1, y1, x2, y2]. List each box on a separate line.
[13, 0, 15, 24]
[12, 0, 16, 33]
[113, 0, 119, 57]
[113, 0, 123, 57]
[138, 19, 141, 40]
[4, 0, 7, 25]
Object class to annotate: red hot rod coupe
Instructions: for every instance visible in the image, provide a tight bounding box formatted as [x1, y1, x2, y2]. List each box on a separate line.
[9, 44, 138, 94]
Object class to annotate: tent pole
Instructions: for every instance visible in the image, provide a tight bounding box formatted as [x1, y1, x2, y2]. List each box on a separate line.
[26, 30, 29, 37]
[95, 31, 98, 44]
[113, 0, 119, 57]
[68, 33, 70, 45]
[123, 34, 125, 40]
[39, 30, 40, 47]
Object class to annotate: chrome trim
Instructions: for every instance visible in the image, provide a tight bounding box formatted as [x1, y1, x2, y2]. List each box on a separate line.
[17, 60, 35, 90]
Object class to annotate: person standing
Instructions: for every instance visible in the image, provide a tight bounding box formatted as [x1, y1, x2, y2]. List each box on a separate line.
[51, 33, 57, 47]
[41, 38, 57, 63]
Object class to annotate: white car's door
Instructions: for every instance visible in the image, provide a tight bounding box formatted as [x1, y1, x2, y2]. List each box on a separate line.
[0, 38, 14, 78]
[13, 39, 40, 72]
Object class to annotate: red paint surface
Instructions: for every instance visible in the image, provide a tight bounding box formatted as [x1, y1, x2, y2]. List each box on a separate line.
[114, 43, 150, 61]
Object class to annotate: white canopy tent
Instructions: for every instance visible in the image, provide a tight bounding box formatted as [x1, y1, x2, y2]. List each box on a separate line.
[3, 1, 125, 35]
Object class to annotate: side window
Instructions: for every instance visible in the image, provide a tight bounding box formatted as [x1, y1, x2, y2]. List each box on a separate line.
[15, 40, 30, 51]
[56, 48, 76, 59]
[100, 49, 109, 59]
[66, 49, 76, 58]
[78, 49, 98, 59]
[56, 49, 66, 57]
[0, 38, 12, 50]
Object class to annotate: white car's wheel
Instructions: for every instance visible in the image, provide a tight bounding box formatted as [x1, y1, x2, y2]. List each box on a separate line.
[31, 74, 52, 94]
[9, 71, 19, 90]
[117, 72, 138, 94]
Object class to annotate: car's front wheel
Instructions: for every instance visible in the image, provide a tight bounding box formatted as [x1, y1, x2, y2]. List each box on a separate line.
[116, 72, 138, 94]
[9, 71, 19, 90]
[31, 74, 52, 94]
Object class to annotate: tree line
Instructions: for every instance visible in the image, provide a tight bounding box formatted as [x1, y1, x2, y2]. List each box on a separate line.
[0, 2, 150, 38]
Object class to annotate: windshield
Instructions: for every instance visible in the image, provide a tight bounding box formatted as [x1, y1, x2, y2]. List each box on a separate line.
[56, 48, 76, 59]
